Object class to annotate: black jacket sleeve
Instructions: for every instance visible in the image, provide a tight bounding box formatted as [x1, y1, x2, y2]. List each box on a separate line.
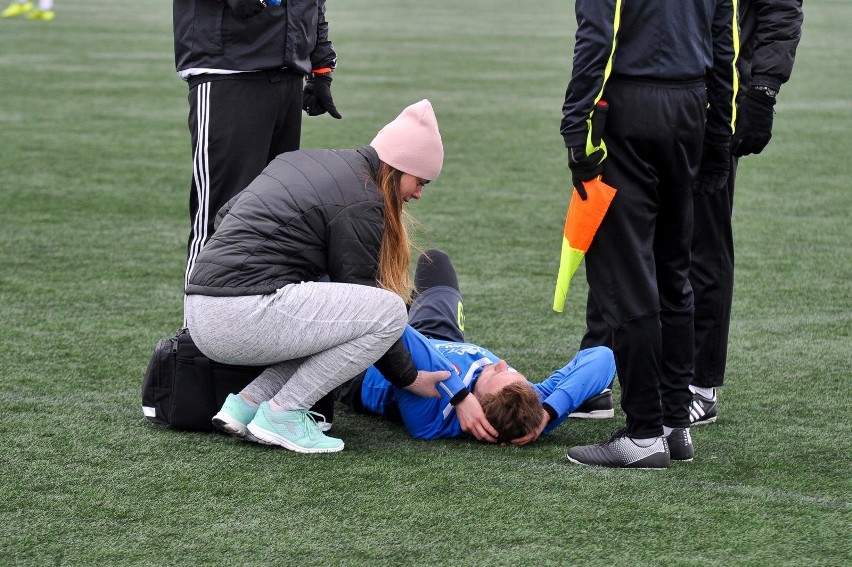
[373, 338, 417, 388]
[743, 0, 803, 92]
[310, 0, 337, 71]
[560, 0, 620, 148]
[704, 0, 738, 147]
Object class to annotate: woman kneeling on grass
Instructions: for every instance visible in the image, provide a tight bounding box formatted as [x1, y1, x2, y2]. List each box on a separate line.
[184, 99, 498, 453]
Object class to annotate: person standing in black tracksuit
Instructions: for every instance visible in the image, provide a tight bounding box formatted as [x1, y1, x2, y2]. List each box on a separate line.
[173, 0, 341, 294]
[560, 0, 737, 469]
[689, 0, 803, 426]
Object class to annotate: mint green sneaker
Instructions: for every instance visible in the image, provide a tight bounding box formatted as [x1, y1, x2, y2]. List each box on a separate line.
[247, 402, 344, 453]
[212, 393, 260, 441]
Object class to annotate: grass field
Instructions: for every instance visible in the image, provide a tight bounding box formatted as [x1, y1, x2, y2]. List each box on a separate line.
[1, 0, 850, 565]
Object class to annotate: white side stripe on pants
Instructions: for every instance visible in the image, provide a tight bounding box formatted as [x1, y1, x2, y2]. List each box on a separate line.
[185, 81, 212, 290]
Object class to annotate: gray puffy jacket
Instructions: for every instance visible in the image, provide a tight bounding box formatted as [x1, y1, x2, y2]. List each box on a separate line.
[186, 145, 418, 387]
[186, 146, 384, 297]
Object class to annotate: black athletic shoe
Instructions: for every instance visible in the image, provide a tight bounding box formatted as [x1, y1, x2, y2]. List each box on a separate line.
[689, 390, 718, 426]
[666, 427, 694, 461]
[567, 428, 670, 469]
[569, 388, 615, 419]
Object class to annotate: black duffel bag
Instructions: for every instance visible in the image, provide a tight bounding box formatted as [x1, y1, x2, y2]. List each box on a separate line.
[140, 328, 262, 431]
[141, 328, 335, 431]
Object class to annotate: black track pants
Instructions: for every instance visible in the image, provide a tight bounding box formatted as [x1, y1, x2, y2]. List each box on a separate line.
[690, 158, 738, 388]
[184, 71, 303, 289]
[584, 78, 705, 437]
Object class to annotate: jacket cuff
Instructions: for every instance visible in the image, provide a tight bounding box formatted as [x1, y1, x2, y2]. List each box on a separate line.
[543, 402, 558, 424]
[750, 75, 782, 93]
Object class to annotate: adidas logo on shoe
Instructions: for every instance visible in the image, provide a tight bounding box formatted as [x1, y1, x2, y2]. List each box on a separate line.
[689, 390, 718, 426]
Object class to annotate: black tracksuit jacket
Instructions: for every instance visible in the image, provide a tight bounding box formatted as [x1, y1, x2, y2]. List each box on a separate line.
[173, 0, 336, 75]
[561, 0, 737, 148]
[737, 0, 803, 94]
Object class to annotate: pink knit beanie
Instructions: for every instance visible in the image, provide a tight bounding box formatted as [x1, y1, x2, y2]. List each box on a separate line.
[370, 99, 444, 182]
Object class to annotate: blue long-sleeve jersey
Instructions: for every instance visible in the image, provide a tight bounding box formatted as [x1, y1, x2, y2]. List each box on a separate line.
[360, 326, 616, 440]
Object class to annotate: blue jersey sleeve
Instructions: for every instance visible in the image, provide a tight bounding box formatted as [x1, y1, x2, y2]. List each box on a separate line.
[361, 326, 473, 439]
[399, 326, 467, 398]
[536, 346, 616, 435]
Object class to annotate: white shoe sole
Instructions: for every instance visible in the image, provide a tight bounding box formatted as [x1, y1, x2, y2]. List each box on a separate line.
[566, 454, 669, 470]
[212, 412, 267, 444]
[247, 422, 344, 454]
[569, 409, 615, 419]
[690, 415, 717, 426]
[212, 412, 248, 436]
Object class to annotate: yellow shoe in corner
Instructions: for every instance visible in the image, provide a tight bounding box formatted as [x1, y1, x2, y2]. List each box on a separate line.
[1, 2, 33, 17]
[26, 8, 53, 20]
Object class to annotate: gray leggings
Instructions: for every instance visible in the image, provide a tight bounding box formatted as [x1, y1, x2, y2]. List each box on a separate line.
[185, 282, 408, 411]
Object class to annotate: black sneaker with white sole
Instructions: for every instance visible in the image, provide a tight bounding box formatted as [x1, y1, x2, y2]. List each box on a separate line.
[567, 428, 670, 469]
[569, 389, 615, 419]
[665, 427, 694, 461]
[689, 391, 718, 426]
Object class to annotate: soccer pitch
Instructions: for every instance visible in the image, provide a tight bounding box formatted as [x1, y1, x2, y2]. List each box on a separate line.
[1, 0, 849, 564]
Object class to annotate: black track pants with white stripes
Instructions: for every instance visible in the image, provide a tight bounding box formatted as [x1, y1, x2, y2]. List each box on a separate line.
[184, 71, 303, 290]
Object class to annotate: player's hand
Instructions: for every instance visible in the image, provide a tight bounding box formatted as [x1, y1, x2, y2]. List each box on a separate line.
[567, 145, 605, 200]
[402, 370, 450, 398]
[454, 394, 498, 443]
[225, 0, 267, 19]
[509, 408, 548, 446]
[303, 74, 342, 119]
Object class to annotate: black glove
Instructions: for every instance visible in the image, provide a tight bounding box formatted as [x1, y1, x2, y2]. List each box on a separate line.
[731, 87, 776, 157]
[567, 146, 605, 200]
[225, 0, 267, 19]
[693, 143, 731, 196]
[303, 74, 342, 119]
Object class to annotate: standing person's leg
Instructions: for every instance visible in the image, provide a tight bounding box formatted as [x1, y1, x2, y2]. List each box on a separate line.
[572, 293, 616, 419]
[652, 82, 706, 462]
[580, 293, 613, 349]
[267, 71, 304, 161]
[184, 76, 288, 290]
[584, 81, 666, 442]
[690, 157, 737, 424]
[567, 80, 673, 469]
[654, 140, 698, 433]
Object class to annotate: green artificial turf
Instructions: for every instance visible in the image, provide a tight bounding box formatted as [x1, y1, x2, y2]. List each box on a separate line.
[1, 0, 849, 565]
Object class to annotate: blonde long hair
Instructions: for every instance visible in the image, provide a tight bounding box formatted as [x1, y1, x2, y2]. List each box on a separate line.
[372, 162, 417, 303]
